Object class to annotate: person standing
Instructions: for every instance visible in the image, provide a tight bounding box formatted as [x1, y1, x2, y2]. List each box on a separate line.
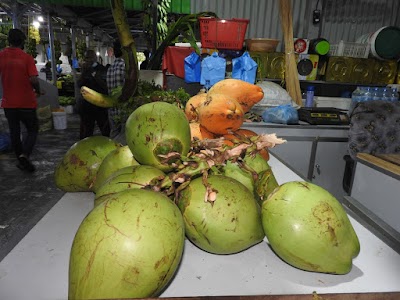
[0, 29, 41, 172]
[40, 61, 53, 81]
[106, 40, 125, 138]
[77, 49, 110, 139]
[140, 50, 150, 70]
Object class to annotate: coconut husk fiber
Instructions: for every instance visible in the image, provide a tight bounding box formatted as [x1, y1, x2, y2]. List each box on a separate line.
[279, 0, 302, 106]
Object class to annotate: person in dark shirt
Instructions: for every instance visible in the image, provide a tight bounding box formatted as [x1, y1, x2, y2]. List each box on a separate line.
[77, 49, 110, 139]
[140, 50, 150, 70]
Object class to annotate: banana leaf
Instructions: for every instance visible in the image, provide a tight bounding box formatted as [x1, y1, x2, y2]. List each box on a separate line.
[147, 11, 217, 70]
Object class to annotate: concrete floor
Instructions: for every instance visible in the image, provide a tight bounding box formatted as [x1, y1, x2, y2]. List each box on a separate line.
[0, 112, 81, 261]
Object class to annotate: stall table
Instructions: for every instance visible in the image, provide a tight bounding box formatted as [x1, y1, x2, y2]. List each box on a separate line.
[0, 156, 399, 300]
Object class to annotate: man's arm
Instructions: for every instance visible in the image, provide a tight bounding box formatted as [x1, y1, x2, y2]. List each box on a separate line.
[29, 75, 41, 96]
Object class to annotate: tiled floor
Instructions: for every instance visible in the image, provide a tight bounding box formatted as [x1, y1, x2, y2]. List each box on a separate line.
[0, 111, 81, 261]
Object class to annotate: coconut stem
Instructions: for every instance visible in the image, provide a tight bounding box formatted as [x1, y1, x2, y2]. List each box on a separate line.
[150, 134, 286, 201]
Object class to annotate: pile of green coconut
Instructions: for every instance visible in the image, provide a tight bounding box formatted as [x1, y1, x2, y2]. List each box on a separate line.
[55, 102, 360, 299]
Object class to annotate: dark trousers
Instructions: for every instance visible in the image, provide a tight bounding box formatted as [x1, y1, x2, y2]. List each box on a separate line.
[4, 108, 39, 158]
[79, 100, 110, 139]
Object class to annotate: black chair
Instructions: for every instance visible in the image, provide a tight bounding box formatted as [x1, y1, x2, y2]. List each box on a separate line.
[342, 100, 400, 194]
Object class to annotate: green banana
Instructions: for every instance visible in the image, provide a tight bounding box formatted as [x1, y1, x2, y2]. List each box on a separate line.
[80, 86, 118, 108]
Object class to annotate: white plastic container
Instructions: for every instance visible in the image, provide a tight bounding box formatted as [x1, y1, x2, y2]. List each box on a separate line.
[329, 40, 369, 58]
[64, 105, 74, 114]
[52, 111, 67, 130]
[139, 70, 164, 87]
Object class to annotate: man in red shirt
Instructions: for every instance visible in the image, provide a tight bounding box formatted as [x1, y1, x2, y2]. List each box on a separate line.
[0, 28, 41, 172]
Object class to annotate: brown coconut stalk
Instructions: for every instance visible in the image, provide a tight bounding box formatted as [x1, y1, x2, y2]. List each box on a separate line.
[279, 0, 302, 106]
[156, 133, 286, 200]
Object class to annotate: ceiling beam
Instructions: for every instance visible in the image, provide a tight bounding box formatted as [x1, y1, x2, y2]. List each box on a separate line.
[80, 8, 110, 18]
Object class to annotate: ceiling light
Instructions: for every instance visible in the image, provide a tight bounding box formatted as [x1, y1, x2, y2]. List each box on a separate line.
[38, 16, 44, 22]
[32, 21, 40, 28]
[96, 51, 100, 56]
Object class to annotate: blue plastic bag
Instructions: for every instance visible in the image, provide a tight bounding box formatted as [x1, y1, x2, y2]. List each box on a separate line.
[184, 52, 201, 83]
[0, 132, 11, 152]
[262, 105, 299, 124]
[72, 57, 79, 69]
[46, 46, 51, 60]
[232, 51, 257, 84]
[200, 52, 226, 89]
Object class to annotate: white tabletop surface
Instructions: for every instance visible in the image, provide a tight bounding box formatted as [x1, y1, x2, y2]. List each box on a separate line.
[0, 156, 399, 300]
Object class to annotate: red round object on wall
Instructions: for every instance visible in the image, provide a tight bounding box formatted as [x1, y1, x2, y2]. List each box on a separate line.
[294, 39, 307, 53]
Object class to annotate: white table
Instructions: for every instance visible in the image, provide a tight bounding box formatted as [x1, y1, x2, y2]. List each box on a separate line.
[0, 156, 399, 300]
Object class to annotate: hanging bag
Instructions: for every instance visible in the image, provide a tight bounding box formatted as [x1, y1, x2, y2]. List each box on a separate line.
[184, 52, 201, 83]
[232, 51, 258, 84]
[0, 132, 11, 152]
[200, 52, 226, 89]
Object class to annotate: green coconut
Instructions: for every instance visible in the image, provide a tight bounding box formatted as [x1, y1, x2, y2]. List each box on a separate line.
[92, 145, 140, 193]
[94, 165, 165, 206]
[255, 168, 279, 204]
[54, 136, 119, 192]
[222, 152, 272, 199]
[102, 164, 140, 178]
[177, 175, 265, 254]
[69, 189, 185, 299]
[243, 152, 271, 173]
[221, 160, 255, 194]
[125, 101, 191, 172]
[262, 181, 360, 274]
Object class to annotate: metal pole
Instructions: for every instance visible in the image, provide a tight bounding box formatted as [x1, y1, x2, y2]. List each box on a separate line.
[47, 12, 57, 85]
[11, 2, 20, 29]
[86, 34, 90, 49]
[70, 25, 79, 101]
[151, 0, 158, 55]
[97, 40, 102, 65]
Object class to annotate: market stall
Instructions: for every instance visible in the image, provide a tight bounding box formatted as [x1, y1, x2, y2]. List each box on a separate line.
[1, 2, 400, 300]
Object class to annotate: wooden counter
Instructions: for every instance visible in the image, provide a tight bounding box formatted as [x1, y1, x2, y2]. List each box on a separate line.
[356, 153, 400, 178]
[375, 153, 400, 166]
